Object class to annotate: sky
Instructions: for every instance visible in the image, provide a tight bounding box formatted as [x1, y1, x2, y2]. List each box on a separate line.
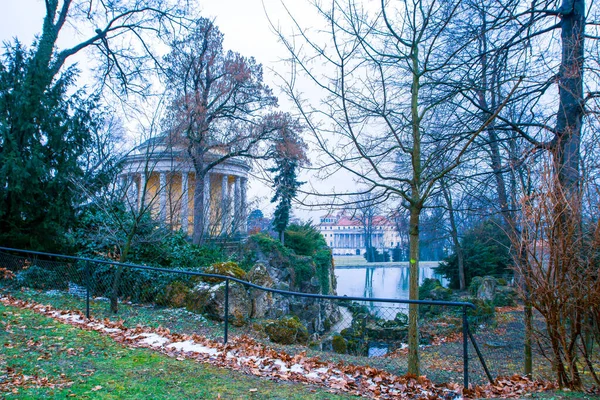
[0, 0, 353, 222]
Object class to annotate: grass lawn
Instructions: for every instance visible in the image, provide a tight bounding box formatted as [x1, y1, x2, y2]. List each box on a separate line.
[0, 303, 357, 399]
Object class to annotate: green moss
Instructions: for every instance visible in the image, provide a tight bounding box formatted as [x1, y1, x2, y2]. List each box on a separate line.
[263, 315, 309, 345]
[332, 334, 347, 354]
[203, 261, 246, 283]
[156, 281, 191, 308]
[469, 276, 484, 296]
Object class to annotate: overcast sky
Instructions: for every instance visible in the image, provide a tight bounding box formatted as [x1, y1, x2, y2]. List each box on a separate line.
[0, 0, 353, 222]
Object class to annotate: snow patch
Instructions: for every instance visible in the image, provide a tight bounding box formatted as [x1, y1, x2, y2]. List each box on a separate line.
[273, 359, 289, 372]
[59, 314, 85, 323]
[137, 333, 170, 347]
[290, 364, 304, 373]
[167, 340, 220, 356]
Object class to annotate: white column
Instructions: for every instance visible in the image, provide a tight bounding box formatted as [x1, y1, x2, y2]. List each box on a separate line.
[127, 174, 137, 210]
[181, 172, 189, 234]
[159, 172, 167, 223]
[119, 175, 127, 200]
[234, 176, 242, 233]
[221, 175, 229, 234]
[138, 172, 146, 211]
[203, 173, 211, 233]
[240, 177, 248, 233]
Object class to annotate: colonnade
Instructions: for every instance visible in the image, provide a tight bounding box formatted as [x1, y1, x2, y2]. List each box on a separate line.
[121, 170, 248, 236]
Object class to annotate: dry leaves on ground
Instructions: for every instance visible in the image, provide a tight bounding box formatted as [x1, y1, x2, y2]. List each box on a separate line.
[0, 295, 558, 399]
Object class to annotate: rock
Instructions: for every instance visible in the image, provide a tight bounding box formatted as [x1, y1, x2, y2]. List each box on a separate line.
[263, 316, 309, 345]
[247, 263, 275, 319]
[365, 322, 408, 342]
[394, 312, 408, 326]
[186, 281, 251, 326]
[477, 276, 497, 301]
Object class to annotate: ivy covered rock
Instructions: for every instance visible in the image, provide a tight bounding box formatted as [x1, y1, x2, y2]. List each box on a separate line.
[494, 285, 517, 307]
[263, 316, 309, 345]
[243, 233, 341, 334]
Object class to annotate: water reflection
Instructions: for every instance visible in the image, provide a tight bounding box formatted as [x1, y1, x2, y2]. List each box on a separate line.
[335, 264, 447, 318]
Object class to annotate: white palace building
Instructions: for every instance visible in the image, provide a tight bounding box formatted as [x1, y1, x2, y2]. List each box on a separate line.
[317, 212, 401, 256]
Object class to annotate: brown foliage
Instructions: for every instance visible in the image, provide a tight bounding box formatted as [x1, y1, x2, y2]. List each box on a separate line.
[514, 170, 600, 389]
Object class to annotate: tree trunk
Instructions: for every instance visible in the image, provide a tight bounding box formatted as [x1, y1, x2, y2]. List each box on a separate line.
[553, 0, 584, 199]
[192, 170, 207, 245]
[110, 230, 134, 313]
[407, 203, 421, 376]
[441, 181, 465, 290]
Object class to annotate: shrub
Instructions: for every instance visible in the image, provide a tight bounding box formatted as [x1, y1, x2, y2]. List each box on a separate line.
[332, 334, 347, 354]
[18, 265, 67, 290]
[437, 218, 512, 289]
[263, 315, 309, 345]
[284, 223, 325, 256]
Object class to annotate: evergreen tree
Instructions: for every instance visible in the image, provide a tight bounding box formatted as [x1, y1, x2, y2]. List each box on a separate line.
[267, 115, 307, 243]
[0, 42, 97, 251]
[270, 157, 302, 242]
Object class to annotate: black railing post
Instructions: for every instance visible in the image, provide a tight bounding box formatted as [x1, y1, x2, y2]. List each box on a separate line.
[224, 278, 229, 344]
[467, 328, 494, 384]
[85, 261, 91, 319]
[463, 305, 469, 389]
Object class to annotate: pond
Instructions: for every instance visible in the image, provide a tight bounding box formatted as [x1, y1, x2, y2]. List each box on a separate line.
[334, 258, 448, 319]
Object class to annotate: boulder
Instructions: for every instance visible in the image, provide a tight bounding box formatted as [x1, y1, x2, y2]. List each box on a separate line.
[186, 281, 251, 326]
[477, 276, 497, 301]
[247, 263, 275, 319]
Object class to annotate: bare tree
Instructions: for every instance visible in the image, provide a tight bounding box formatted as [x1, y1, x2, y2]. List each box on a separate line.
[276, 0, 518, 375]
[164, 18, 281, 245]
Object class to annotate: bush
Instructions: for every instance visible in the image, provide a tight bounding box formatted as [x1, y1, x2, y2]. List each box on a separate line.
[364, 247, 390, 262]
[18, 265, 67, 290]
[436, 218, 512, 289]
[284, 223, 326, 256]
[332, 334, 347, 354]
[263, 316, 309, 345]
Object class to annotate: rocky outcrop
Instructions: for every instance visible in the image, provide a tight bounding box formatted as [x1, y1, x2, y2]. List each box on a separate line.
[179, 234, 341, 335]
[246, 263, 274, 319]
[186, 281, 251, 326]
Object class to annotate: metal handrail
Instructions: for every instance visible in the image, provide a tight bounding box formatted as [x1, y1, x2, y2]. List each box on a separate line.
[0, 246, 493, 387]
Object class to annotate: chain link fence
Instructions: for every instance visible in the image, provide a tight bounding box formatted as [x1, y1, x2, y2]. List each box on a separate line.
[0, 247, 512, 388]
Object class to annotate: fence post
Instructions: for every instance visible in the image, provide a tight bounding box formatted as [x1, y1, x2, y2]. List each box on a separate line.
[463, 305, 469, 389]
[85, 261, 91, 319]
[224, 278, 229, 344]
